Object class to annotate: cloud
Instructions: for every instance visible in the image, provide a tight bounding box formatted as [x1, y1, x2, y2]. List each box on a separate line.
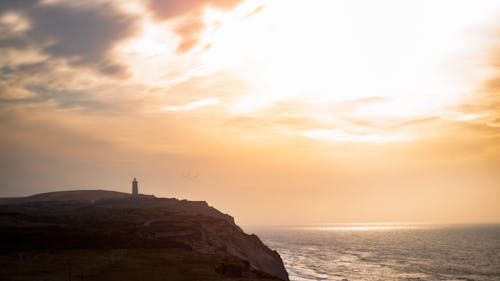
[385, 117, 440, 130]
[147, 0, 243, 53]
[148, 0, 242, 20]
[0, 0, 138, 76]
[243, 5, 264, 18]
[0, 82, 37, 100]
[302, 129, 408, 143]
[0, 83, 109, 112]
[449, 22, 500, 134]
[487, 118, 500, 127]
[0, 59, 110, 111]
[160, 71, 248, 104]
[162, 97, 219, 111]
[221, 116, 270, 129]
[173, 16, 205, 53]
[0, 11, 31, 35]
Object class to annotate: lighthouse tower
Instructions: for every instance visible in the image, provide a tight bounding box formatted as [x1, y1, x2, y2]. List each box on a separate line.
[132, 178, 138, 195]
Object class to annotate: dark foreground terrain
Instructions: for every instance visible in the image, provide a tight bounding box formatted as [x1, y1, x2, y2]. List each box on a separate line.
[0, 190, 288, 281]
[0, 249, 280, 281]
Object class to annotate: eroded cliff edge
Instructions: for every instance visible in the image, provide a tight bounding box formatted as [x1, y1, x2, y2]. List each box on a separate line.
[0, 190, 289, 281]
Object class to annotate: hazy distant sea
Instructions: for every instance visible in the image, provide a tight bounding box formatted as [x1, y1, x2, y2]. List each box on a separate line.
[248, 224, 500, 281]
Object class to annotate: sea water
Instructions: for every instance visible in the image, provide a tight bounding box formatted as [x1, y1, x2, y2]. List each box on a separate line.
[248, 224, 500, 281]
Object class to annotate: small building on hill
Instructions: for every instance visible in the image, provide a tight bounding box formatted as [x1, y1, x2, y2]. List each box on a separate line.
[132, 178, 138, 195]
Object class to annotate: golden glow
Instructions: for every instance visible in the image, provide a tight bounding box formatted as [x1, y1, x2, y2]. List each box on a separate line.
[200, 1, 487, 117]
[2, 0, 499, 225]
[112, 0, 500, 143]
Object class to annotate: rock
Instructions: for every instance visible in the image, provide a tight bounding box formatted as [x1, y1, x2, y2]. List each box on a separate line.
[0, 190, 289, 281]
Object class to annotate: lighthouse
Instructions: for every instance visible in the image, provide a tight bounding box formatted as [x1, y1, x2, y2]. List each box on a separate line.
[132, 178, 138, 195]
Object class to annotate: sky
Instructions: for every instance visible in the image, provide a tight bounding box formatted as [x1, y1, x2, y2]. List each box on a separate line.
[0, 0, 499, 225]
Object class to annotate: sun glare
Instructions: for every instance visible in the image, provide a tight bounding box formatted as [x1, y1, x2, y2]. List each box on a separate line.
[190, 0, 496, 142]
[112, 0, 498, 143]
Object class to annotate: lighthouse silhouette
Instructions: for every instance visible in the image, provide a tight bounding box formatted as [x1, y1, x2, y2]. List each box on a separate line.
[132, 178, 138, 196]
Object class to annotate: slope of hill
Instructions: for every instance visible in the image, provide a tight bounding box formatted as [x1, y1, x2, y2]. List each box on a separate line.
[0, 190, 289, 281]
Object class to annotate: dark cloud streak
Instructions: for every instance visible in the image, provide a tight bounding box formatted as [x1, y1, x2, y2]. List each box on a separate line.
[0, 0, 138, 76]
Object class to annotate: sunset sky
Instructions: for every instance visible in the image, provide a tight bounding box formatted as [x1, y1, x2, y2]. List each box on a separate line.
[1, 0, 499, 225]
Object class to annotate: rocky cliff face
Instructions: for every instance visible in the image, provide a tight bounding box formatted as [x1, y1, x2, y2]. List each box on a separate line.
[0, 190, 289, 281]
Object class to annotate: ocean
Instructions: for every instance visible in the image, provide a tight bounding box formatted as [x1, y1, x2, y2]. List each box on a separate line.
[248, 224, 500, 281]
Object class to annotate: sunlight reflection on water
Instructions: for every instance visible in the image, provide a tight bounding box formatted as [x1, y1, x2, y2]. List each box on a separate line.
[304, 225, 412, 232]
[248, 224, 500, 281]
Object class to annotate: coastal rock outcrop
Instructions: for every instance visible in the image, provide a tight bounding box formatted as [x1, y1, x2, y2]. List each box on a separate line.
[0, 190, 289, 281]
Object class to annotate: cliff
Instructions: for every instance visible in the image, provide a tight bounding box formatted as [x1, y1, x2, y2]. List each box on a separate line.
[0, 190, 289, 281]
